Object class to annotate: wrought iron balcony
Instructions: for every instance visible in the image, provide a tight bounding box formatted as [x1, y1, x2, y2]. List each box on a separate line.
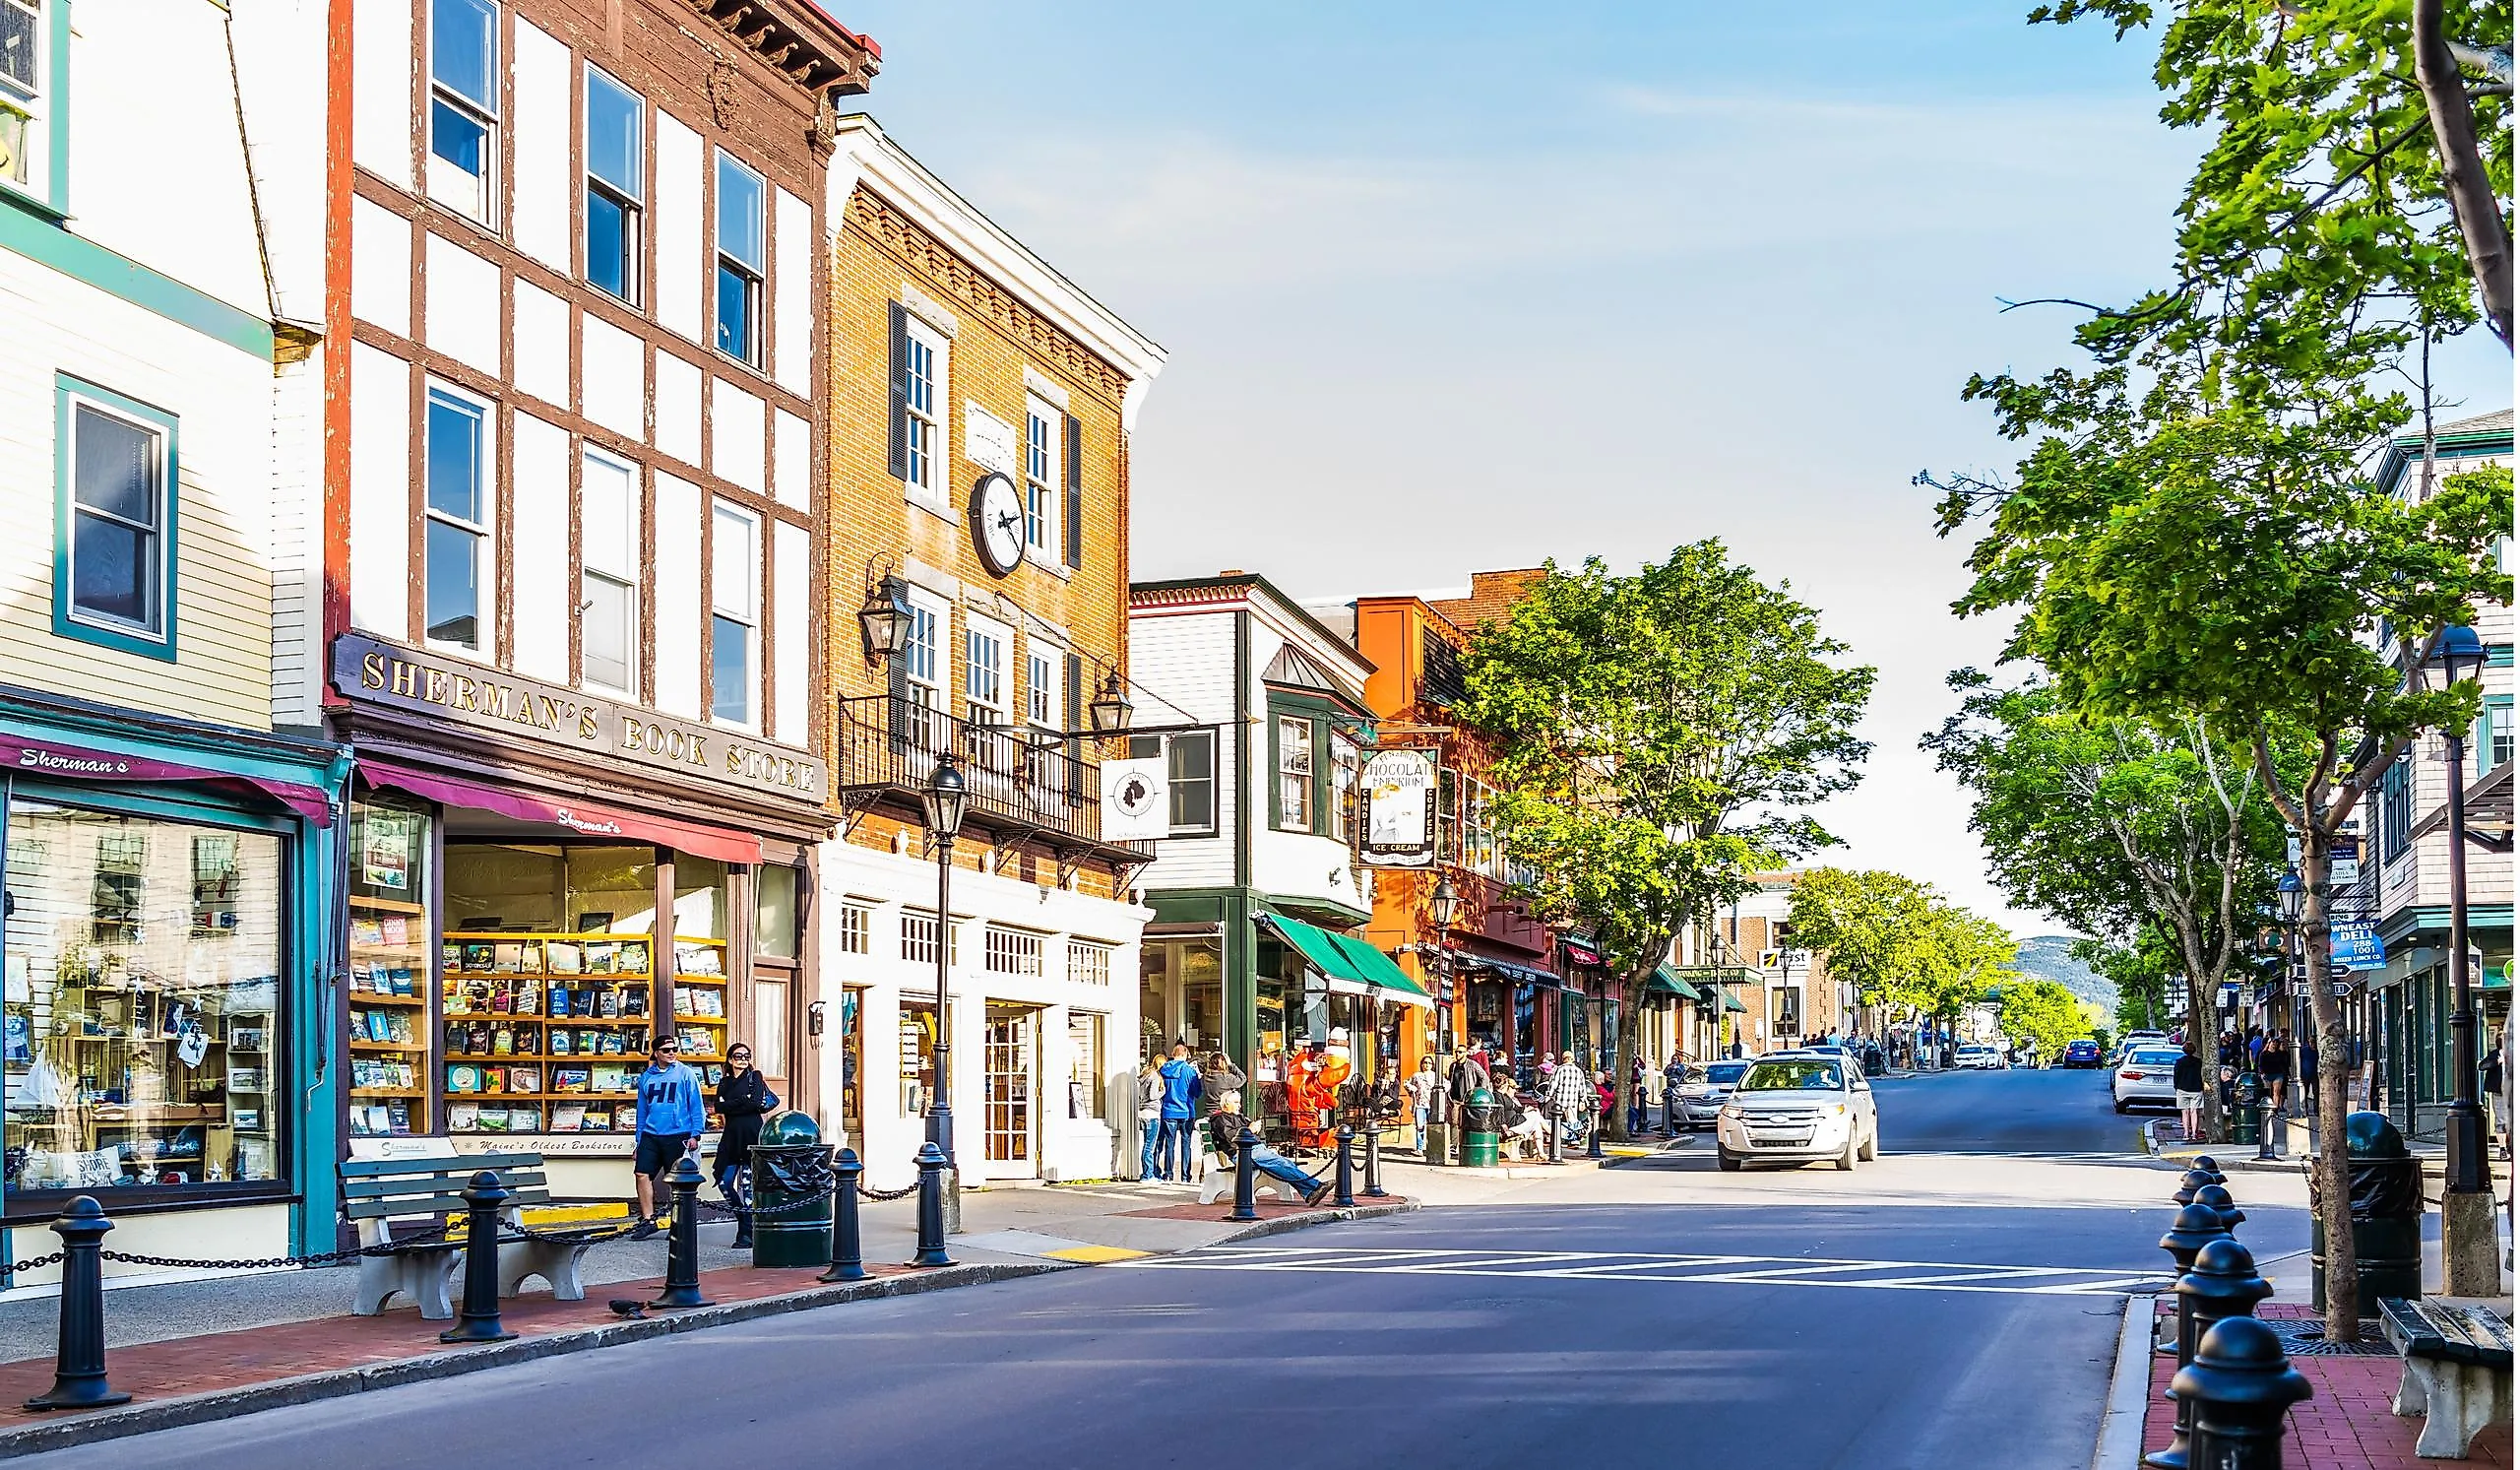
[833, 694, 1118, 850]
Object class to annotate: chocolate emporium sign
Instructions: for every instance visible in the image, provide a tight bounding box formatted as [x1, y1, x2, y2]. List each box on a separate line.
[333, 635, 827, 807]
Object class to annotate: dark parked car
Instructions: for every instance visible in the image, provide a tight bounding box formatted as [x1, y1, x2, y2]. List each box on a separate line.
[2061, 1039, 2104, 1069]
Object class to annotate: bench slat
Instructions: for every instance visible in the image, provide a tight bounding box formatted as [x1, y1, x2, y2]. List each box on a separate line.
[342, 1172, 547, 1199]
[339, 1151, 547, 1179]
[344, 1185, 554, 1215]
[2380, 1298, 2513, 1370]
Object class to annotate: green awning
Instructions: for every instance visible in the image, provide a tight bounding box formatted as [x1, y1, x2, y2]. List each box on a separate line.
[1717, 990, 1748, 1014]
[1259, 912, 1432, 1007]
[1648, 965, 1703, 1002]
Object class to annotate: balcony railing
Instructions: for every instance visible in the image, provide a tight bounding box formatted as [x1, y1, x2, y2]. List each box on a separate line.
[834, 694, 1109, 848]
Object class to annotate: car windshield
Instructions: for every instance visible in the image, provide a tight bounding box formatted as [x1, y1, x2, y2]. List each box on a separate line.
[1738, 1060, 1843, 1091]
[1704, 1062, 1747, 1084]
[2131, 1050, 2183, 1066]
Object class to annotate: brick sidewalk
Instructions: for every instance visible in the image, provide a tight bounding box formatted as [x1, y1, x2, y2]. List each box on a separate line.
[0, 1260, 910, 1421]
[2143, 1303, 2511, 1468]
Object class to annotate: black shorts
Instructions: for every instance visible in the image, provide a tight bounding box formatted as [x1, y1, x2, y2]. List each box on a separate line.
[635, 1132, 696, 1178]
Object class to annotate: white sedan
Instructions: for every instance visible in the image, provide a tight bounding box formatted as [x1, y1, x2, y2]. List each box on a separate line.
[1954, 1044, 2003, 1070]
[2111, 1048, 2186, 1112]
[1716, 1055, 1880, 1172]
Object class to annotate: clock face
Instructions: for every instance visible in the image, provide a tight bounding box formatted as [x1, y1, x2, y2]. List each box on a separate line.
[971, 473, 1025, 576]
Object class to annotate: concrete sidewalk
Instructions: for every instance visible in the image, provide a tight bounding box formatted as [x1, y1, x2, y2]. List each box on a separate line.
[0, 1178, 1415, 1459]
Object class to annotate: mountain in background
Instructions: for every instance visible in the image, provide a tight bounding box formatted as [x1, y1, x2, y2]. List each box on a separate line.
[2011, 934, 2111, 1011]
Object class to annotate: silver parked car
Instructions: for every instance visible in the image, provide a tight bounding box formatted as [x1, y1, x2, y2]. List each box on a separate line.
[1674, 1060, 1750, 1130]
[1716, 1055, 1879, 1172]
[2111, 1047, 2186, 1113]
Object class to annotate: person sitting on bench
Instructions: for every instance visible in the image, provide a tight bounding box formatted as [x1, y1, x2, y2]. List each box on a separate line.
[1206, 1092, 1329, 1206]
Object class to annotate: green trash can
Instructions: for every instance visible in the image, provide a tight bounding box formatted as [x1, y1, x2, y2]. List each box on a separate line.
[2309, 1112, 2425, 1315]
[1462, 1087, 1500, 1169]
[747, 1112, 834, 1268]
[2230, 1071, 2260, 1146]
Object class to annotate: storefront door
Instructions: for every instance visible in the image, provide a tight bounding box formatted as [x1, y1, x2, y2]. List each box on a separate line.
[984, 1003, 1038, 1171]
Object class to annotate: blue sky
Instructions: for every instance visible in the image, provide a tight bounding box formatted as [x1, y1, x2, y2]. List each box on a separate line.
[833, 2, 2511, 937]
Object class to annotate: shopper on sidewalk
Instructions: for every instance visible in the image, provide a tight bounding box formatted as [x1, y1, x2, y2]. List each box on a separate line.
[1663, 1051, 1689, 1134]
[1546, 1051, 1592, 1147]
[1403, 1055, 1440, 1153]
[711, 1043, 778, 1249]
[2255, 1029, 2293, 1117]
[631, 1036, 706, 1239]
[1198, 1050, 1245, 1119]
[1206, 1092, 1329, 1206]
[2174, 1044, 2206, 1144]
[2484, 1030, 2507, 1160]
[1135, 1057, 1165, 1181]
[1156, 1043, 1202, 1182]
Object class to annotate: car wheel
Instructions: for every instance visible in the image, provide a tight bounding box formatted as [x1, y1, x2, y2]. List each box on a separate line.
[2111, 1099, 2129, 1114]
[1717, 1147, 1742, 1173]
[1836, 1132, 1858, 1172]
[1858, 1127, 1878, 1162]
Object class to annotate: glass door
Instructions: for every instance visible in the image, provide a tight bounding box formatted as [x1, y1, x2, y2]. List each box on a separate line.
[984, 1004, 1037, 1167]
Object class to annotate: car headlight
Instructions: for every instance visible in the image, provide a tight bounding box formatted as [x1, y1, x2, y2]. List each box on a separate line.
[1719, 1104, 1742, 1119]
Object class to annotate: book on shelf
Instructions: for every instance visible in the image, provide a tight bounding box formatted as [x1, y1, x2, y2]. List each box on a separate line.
[549, 1103, 586, 1132]
[350, 918, 385, 947]
[388, 968, 416, 996]
[694, 989, 723, 1018]
[386, 1103, 412, 1136]
[447, 1103, 479, 1131]
[447, 1063, 480, 1094]
[507, 1064, 542, 1093]
[591, 1063, 628, 1093]
[461, 942, 494, 972]
[586, 941, 616, 975]
[379, 916, 410, 946]
[674, 942, 724, 977]
[476, 1108, 510, 1132]
[547, 942, 583, 975]
[582, 1106, 613, 1130]
[553, 1066, 591, 1093]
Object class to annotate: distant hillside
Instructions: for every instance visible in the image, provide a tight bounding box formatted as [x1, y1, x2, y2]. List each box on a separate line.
[2012, 934, 2112, 1011]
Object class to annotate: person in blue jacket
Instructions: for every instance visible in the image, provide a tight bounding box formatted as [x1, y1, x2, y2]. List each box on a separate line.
[1156, 1043, 1203, 1182]
[630, 1035, 707, 1238]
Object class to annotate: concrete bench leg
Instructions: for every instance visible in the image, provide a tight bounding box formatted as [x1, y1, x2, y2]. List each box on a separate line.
[497, 1242, 591, 1302]
[2394, 1358, 2430, 1418]
[354, 1251, 456, 1320]
[2405, 1360, 2514, 1459]
[1197, 1171, 1301, 1207]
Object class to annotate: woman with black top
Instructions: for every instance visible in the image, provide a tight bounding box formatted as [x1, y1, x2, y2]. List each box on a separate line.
[712, 1044, 779, 1249]
[2174, 1045, 2207, 1144]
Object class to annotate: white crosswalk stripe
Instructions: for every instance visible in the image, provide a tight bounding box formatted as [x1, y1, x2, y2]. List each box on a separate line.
[1114, 1244, 2170, 1298]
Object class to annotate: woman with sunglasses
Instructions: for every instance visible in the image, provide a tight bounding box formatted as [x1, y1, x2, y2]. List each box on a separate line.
[712, 1043, 779, 1249]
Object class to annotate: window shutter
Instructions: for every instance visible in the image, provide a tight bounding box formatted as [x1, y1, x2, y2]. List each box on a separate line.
[1065, 652, 1085, 806]
[886, 302, 910, 481]
[1062, 414, 1083, 570]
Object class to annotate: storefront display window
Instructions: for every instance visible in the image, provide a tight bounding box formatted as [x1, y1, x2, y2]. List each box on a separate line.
[348, 800, 432, 1137]
[3, 799, 284, 1194]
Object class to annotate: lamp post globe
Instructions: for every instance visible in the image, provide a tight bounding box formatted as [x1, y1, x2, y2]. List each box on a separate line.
[923, 754, 968, 839]
[1088, 670, 1134, 735]
[2278, 871, 2304, 927]
[857, 574, 913, 662]
[2431, 622, 2488, 685]
[1430, 877, 1460, 931]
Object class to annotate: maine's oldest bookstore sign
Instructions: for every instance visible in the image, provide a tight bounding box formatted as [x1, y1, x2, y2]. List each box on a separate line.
[333, 635, 828, 805]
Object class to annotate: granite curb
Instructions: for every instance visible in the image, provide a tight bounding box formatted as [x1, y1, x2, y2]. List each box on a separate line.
[0, 1198, 1419, 1458]
[2088, 1292, 2153, 1470]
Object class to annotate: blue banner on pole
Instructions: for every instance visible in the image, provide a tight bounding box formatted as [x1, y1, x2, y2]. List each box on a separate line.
[2331, 921, 2385, 971]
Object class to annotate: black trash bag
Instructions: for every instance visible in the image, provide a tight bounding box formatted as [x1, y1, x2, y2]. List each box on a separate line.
[2307, 1156, 2423, 1222]
[754, 1146, 834, 1199]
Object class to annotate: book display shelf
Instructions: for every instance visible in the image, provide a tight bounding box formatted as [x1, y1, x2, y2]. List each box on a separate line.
[346, 894, 428, 1138]
[441, 931, 658, 1137]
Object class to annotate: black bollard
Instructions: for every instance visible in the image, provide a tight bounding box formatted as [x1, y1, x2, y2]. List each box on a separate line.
[2174, 1317, 2310, 1470]
[1547, 1108, 1563, 1164]
[23, 1197, 129, 1411]
[2193, 1182, 2246, 1238]
[821, 1148, 866, 1283]
[1587, 1117, 1606, 1160]
[1362, 1119, 1388, 1199]
[1227, 1124, 1260, 1223]
[2191, 1155, 2226, 1185]
[650, 1152, 713, 1309]
[2145, 1204, 2236, 1470]
[1333, 1125, 1357, 1208]
[2173, 1168, 2217, 1207]
[439, 1170, 518, 1344]
[910, 1142, 953, 1267]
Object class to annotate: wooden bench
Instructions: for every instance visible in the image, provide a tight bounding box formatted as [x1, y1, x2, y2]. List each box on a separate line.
[2380, 1297, 2514, 1458]
[340, 1151, 599, 1319]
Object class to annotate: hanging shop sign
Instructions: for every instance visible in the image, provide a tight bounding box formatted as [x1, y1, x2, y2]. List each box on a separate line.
[1101, 755, 1170, 841]
[2330, 921, 2386, 971]
[333, 635, 827, 806]
[1359, 748, 1438, 866]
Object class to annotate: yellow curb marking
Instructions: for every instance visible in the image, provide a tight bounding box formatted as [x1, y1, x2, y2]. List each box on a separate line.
[1041, 1245, 1153, 1264]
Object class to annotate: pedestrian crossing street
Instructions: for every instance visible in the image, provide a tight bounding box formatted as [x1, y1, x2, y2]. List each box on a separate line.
[1114, 1244, 2171, 1298]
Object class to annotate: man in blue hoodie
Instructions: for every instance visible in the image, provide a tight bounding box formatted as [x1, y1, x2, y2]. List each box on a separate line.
[1156, 1043, 1202, 1182]
[630, 1036, 707, 1238]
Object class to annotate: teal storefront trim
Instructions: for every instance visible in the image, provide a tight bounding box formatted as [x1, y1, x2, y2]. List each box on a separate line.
[0, 195, 277, 361]
[0, 686, 348, 1255]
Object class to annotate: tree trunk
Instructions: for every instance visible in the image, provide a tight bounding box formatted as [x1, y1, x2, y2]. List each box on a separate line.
[2300, 836, 2362, 1342]
[2182, 960, 2225, 1142]
[2414, 0, 2516, 350]
[1606, 963, 1652, 1143]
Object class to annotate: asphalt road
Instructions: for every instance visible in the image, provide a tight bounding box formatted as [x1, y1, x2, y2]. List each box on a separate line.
[24, 1071, 2212, 1470]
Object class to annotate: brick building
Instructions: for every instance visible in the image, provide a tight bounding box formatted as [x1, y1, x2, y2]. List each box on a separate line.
[817, 116, 1166, 1188]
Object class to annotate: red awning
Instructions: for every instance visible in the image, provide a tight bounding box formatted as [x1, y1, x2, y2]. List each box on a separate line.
[3, 736, 334, 827]
[357, 760, 762, 864]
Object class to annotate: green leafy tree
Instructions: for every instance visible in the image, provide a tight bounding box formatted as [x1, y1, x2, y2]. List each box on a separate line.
[1458, 544, 1875, 1138]
[1924, 671, 2289, 1132]
[2076, 927, 2183, 1038]
[2027, 0, 2511, 351]
[1996, 978, 2099, 1060]
[1788, 870, 2018, 1053]
[1936, 355, 2511, 1340]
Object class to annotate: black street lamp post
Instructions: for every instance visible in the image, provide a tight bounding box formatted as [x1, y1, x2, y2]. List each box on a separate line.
[2429, 627, 2490, 1208]
[923, 754, 968, 1236]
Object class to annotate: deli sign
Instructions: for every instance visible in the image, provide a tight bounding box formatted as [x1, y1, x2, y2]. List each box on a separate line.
[333, 635, 827, 806]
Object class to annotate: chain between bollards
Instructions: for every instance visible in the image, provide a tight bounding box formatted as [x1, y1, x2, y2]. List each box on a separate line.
[439, 1170, 518, 1344]
[22, 1197, 128, 1412]
[650, 1153, 713, 1309]
[1333, 1124, 1357, 1208]
[1227, 1123, 1260, 1223]
[822, 1148, 867, 1283]
[910, 1142, 953, 1267]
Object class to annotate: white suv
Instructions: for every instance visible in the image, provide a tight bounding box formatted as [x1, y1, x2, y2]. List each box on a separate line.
[1716, 1055, 1879, 1172]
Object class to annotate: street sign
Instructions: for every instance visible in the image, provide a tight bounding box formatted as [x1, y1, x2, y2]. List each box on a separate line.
[2332, 982, 2354, 998]
[2331, 921, 2385, 971]
[1359, 749, 1438, 867]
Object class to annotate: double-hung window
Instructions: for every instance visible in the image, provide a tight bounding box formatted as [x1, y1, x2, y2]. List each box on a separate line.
[0, 0, 44, 194]
[1027, 648, 1058, 732]
[427, 0, 499, 224]
[1127, 731, 1218, 836]
[1330, 734, 1361, 844]
[424, 387, 491, 652]
[58, 380, 175, 654]
[584, 67, 643, 305]
[710, 503, 757, 726]
[901, 322, 942, 498]
[580, 451, 638, 695]
[2479, 696, 2514, 776]
[964, 621, 1006, 727]
[714, 152, 765, 366]
[903, 594, 942, 711]
[1024, 401, 1057, 561]
[1276, 716, 1314, 833]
